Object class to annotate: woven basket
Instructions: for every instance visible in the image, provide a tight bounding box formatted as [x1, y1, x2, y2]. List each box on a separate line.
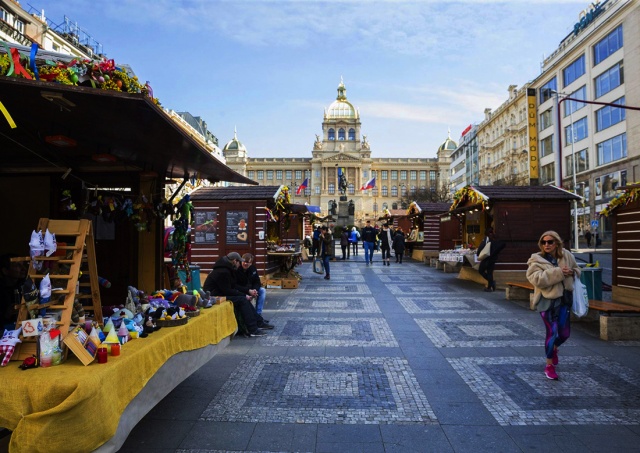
[155, 316, 188, 327]
[185, 309, 200, 318]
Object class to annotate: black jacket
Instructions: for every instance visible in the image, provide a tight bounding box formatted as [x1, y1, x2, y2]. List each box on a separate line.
[362, 226, 377, 243]
[392, 231, 405, 253]
[236, 263, 262, 291]
[202, 256, 247, 297]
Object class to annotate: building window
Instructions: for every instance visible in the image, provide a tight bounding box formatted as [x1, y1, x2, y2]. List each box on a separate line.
[348, 183, 355, 195]
[419, 170, 426, 180]
[315, 170, 320, 178]
[429, 170, 436, 181]
[540, 162, 555, 184]
[266, 170, 274, 180]
[363, 170, 368, 179]
[14, 19, 24, 34]
[372, 187, 378, 196]
[348, 128, 355, 140]
[295, 170, 302, 179]
[247, 170, 255, 179]
[563, 54, 585, 87]
[594, 25, 623, 66]
[565, 117, 588, 144]
[565, 148, 589, 177]
[539, 109, 553, 131]
[539, 77, 557, 104]
[284, 170, 291, 180]
[328, 129, 335, 140]
[540, 135, 554, 158]
[410, 185, 416, 194]
[564, 85, 586, 117]
[315, 185, 321, 195]
[391, 170, 398, 180]
[371, 170, 377, 178]
[410, 170, 417, 180]
[305, 187, 311, 196]
[400, 185, 407, 196]
[595, 62, 623, 99]
[381, 170, 388, 180]
[257, 171, 264, 180]
[596, 97, 625, 132]
[328, 183, 335, 195]
[275, 170, 283, 180]
[305, 170, 311, 178]
[400, 170, 407, 180]
[0, 7, 7, 21]
[392, 203, 398, 210]
[381, 186, 388, 196]
[597, 133, 626, 166]
[338, 128, 345, 140]
[391, 186, 398, 197]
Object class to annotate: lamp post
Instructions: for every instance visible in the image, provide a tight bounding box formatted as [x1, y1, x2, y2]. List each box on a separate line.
[568, 105, 579, 251]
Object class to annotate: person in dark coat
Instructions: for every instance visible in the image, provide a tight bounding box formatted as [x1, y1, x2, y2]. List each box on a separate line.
[392, 227, 406, 263]
[202, 252, 269, 336]
[361, 220, 378, 265]
[312, 226, 322, 258]
[476, 228, 505, 292]
[340, 230, 350, 260]
[379, 224, 393, 266]
[584, 230, 592, 248]
[237, 253, 270, 323]
[320, 226, 333, 280]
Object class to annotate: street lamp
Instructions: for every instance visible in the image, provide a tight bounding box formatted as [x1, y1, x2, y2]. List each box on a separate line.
[568, 103, 580, 251]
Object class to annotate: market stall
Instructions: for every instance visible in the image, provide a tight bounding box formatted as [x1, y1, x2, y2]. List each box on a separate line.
[413, 202, 456, 262]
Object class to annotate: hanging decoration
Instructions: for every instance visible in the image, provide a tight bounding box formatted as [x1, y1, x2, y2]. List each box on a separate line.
[600, 183, 640, 217]
[450, 186, 489, 211]
[171, 195, 194, 279]
[273, 185, 292, 231]
[407, 201, 422, 216]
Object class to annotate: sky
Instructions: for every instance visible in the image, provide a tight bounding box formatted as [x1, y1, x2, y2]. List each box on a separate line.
[31, 0, 590, 158]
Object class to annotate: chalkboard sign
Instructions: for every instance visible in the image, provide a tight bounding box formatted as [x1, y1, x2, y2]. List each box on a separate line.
[194, 210, 218, 244]
[227, 210, 249, 245]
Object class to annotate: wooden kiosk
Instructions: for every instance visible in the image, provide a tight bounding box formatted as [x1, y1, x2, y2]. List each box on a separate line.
[444, 185, 580, 289]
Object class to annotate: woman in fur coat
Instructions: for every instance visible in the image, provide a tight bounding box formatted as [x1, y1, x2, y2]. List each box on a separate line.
[526, 230, 581, 380]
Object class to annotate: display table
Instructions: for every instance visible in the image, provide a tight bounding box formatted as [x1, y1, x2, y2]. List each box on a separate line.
[0, 302, 236, 453]
[267, 251, 302, 273]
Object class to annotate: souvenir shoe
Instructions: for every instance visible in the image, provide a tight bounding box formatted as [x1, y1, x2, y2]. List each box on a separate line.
[44, 229, 57, 257]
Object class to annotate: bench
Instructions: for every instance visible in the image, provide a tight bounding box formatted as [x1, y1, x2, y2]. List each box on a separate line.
[506, 282, 534, 302]
[585, 300, 640, 341]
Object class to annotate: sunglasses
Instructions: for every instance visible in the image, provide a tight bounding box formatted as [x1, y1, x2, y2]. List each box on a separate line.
[540, 240, 555, 246]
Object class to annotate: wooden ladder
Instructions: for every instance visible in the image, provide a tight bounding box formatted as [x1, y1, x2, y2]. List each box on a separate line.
[13, 219, 103, 361]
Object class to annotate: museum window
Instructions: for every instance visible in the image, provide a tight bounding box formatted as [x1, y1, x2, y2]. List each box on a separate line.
[391, 170, 398, 180]
[595, 62, 623, 99]
[328, 183, 335, 195]
[420, 170, 426, 180]
[285, 170, 292, 180]
[257, 171, 264, 180]
[392, 203, 398, 210]
[411, 185, 416, 194]
[596, 97, 625, 132]
[328, 129, 335, 140]
[410, 171, 417, 180]
[338, 128, 345, 140]
[540, 135, 554, 158]
[266, 170, 274, 180]
[539, 77, 557, 104]
[295, 170, 302, 179]
[381, 170, 388, 180]
[400, 170, 407, 180]
[363, 170, 368, 179]
[371, 170, 377, 178]
[565, 148, 589, 176]
[381, 186, 388, 196]
[540, 162, 555, 184]
[593, 25, 623, 66]
[348, 183, 355, 195]
[315, 185, 321, 194]
[597, 133, 626, 166]
[563, 54, 585, 87]
[400, 185, 407, 196]
[372, 187, 378, 196]
[247, 171, 254, 179]
[315, 170, 320, 178]
[429, 170, 436, 181]
[565, 117, 588, 144]
[564, 85, 586, 117]
[391, 186, 398, 197]
[348, 128, 355, 140]
[276, 170, 283, 180]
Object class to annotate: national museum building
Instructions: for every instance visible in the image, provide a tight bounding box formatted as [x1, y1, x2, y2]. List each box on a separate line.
[223, 80, 453, 224]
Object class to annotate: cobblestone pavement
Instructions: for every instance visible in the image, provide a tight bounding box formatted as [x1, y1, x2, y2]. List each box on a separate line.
[120, 256, 640, 453]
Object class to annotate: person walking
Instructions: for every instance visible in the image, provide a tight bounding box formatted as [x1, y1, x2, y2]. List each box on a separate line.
[349, 227, 360, 256]
[312, 226, 322, 258]
[526, 230, 581, 380]
[320, 226, 333, 279]
[340, 229, 350, 260]
[584, 230, 592, 248]
[477, 227, 505, 292]
[380, 223, 393, 266]
[392, 227, 406, 263]
[361, 220, 377, 265]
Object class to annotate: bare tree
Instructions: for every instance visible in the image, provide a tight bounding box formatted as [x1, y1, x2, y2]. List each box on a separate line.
[398, 183, 452, 207]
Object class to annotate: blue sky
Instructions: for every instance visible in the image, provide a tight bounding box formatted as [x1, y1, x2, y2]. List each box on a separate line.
[33, 0, 588, 158]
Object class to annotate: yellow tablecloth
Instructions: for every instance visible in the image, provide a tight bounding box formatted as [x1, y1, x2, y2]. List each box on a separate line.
[0, 302, 236, 453]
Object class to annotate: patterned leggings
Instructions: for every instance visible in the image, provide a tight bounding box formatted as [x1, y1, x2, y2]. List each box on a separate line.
[540, 303, 571, 359]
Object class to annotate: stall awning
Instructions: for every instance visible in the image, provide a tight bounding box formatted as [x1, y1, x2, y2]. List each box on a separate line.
[0, 77, 256, 185]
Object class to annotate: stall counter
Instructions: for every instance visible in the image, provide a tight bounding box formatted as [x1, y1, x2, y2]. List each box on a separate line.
[0, 302, 237, 453]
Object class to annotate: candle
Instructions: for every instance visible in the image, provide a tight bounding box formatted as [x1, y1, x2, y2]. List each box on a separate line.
[97, 347, 108, 364]
[110, 343, 120, 356]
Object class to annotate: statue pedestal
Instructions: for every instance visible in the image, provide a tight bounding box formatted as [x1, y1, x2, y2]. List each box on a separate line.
[337, 201, 354, 227]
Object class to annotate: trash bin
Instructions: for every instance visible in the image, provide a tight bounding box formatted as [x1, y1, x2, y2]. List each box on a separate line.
[580, 267, 602, 300]
[178, 265, 201, 292]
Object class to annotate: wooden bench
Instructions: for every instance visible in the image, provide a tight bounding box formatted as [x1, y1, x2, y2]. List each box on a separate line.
[506, 282, 534, 302]
[585, 299, 640, 341]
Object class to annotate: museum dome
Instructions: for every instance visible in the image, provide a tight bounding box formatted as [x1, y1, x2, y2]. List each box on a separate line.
[438, 130, 458, 153]
[223, 129, 246, 153]
[325, 79, 358, 119]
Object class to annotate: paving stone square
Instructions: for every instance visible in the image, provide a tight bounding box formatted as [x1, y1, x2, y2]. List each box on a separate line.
[293, 283, 371, 295]
[449, 356, 640, 425]
[378, 274, 436, 283]
[397, 296, 507, 313]
[201, 356, 437, 424]
[277, 296, 381, 313]
[255, 317, 398, 347]
[415, 318, 543, 347]
[386, 283, 464, 295]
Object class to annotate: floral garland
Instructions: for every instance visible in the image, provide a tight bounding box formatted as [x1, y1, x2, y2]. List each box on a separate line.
[450, 186, 488, 211]
[407, 201, 422, 216]
[273, 185, 292, 230]
[600, 184, 640, 217]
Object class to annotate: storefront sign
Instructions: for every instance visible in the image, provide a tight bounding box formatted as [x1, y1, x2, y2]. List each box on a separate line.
[574, 2, 605, 36]
[226, 210, 249, 245]
[194, 210, 218, 244]
[527, 88, 539, 180]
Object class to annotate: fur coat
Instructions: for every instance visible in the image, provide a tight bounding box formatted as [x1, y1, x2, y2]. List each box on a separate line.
[526, 249, 581, 309]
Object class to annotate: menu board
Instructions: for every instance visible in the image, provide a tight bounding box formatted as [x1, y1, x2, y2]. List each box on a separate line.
[226, 210, 249, 245]
[193, 210, 218, 244]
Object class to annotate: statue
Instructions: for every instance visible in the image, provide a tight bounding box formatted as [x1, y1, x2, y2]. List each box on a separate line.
[313, 134, 323, 150]
[348, 200, 355, 215]
[361, 135, 370, 150]
[329, 200, 337, 216]
[339, 173, 348, 195]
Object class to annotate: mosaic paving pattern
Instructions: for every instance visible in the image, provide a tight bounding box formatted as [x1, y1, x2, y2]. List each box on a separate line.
[449, 356, 640, 425]
[201, 356, 436, 424]
[415, 318, 543, 347]
[397, 296, 507, 314]
[378, 274, 435, 283]
[386, 283, 466, 295]
[292, 283, 371, 295]
[305, 274, 366, 282]
[255, 317, 397, 347]
[277, 296, 380, 313]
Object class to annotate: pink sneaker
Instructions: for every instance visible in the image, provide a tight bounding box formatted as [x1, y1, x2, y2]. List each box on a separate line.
[552, 349, 558, 366]
[544, 364, 558, 380]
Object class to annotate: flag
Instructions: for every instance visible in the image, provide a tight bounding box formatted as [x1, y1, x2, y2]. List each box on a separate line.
[360, 177, 376, 191]
[296, 178, 308, 195]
